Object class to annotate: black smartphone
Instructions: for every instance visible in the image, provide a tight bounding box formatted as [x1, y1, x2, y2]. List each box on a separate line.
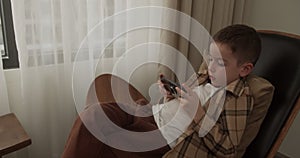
[160, 75, 186, 96]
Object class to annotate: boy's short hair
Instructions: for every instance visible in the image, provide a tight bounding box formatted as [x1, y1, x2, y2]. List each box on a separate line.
[213, 24, 261, 65]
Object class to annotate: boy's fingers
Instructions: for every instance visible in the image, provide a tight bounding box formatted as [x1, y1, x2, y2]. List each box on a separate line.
[176, 87, 189, 99]
[176, 84, 191, 95]
[177, 96, 187, 104]
[182, 84, 192, 92]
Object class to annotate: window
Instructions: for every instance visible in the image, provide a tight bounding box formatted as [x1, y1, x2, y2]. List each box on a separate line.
[0, 0, 19, 69]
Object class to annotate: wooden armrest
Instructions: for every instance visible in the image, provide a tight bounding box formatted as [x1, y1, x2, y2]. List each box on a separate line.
[0, 113, 31, 156]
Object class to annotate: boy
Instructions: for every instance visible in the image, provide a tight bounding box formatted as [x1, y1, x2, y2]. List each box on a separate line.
[160, 24, 274, 157]
[62, 24, 274, 158]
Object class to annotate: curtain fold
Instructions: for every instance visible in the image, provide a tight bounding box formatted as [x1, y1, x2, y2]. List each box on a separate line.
[159, 0, 246, 81]
[210, 0, 246, 34]
[9, 0, 113, 157]
[0, 56, 10, 116]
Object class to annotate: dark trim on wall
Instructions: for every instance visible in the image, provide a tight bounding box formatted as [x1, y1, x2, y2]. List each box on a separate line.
[0, 0, 19, 69]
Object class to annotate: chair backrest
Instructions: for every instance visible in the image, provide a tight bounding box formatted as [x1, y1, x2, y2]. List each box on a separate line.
[243, 30, 300, 158]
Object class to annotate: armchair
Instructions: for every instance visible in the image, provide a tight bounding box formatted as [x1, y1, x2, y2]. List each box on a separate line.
[63, 30, 300, 158]
[243, 30, 300, 158]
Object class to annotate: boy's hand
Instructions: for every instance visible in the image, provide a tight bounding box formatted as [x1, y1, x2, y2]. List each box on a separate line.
[176, 84, 203, 117]
[157, 78, 175, 102]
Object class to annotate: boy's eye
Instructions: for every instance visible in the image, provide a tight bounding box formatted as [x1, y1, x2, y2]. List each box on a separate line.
[207, 56, 226, 66]
[216, 59, 226, 66]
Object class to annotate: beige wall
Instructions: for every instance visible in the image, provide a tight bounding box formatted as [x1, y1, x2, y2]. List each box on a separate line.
[243, 0, 300, 157]
[243, 0, 300, 35]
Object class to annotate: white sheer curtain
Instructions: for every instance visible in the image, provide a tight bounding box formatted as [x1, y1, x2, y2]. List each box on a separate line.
[0, 56, 10, 116]
[6, 0, 166, 158]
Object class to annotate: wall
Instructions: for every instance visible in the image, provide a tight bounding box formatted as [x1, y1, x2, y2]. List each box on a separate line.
[243, 0, 300, 157]
[243, 0, 300, 35]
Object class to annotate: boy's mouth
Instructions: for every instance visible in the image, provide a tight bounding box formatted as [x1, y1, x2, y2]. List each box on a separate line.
[209, 75, 215, 81]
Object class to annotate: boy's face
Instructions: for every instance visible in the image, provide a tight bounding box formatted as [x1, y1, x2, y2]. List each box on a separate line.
[208, 42, 252, 87]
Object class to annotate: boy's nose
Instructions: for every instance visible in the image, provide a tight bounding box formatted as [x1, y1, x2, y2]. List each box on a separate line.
[208, 61, 216, 73]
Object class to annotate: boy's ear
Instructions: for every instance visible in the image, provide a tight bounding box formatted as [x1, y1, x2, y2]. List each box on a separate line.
[239, 63, 254, 77]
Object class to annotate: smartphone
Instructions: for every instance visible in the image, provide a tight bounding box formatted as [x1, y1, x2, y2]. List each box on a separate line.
[160, 75, 186, 97]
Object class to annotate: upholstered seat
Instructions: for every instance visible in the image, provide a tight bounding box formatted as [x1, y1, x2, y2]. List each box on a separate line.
[243, 30, 300, 158]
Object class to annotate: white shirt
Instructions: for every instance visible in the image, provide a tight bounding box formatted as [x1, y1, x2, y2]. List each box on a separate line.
[152, 83, 220, 147]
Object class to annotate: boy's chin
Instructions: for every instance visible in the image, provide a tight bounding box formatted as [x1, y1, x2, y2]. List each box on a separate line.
[211, 82, 221, 87]
[210, 81, 225, 88]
